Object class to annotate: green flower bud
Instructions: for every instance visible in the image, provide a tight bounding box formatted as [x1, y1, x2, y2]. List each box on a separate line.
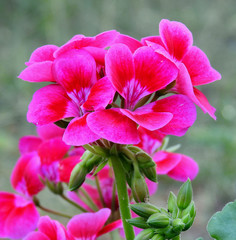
[134, 228, 155, 240]
[69, 162, 87, 191]
[147, 213, 170, 228]
[172, 218, 185, 233]
[183, 214, 195, 231]
[151, 234, 165, 240]
[142, 166, 157, 182]
[81, 150, 94, 161]
[131, 171, 149, 202]
[127, 145, 143, 153]
[46, 180, 57, 194]
[136, 152, 155, 168]
[168, 191, 177, 213]
[177, 179, 193, 209]
[126, 217, 149, 229]
[85, 154, 102, 172]
[182, 202, 195, 218]
[92, 145, 109, 157]
[130, 203, 161, 219]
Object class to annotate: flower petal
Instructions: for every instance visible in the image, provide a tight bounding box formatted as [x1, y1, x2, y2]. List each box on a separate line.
[67, 208, 111, 239]
[63, 114, 100, 146]
[87, 109, 140, 144]
[182, 46, 221, 86]
[36, 123, 65, 140]
[27, 84, 74, 125]
[167, 154, 199, 181]
[153, 94, 197, 136]
[159, 19, 193, 61]
[19, 136, 42, 155]
[19, 61, 55, 82]
[114, 34, 142, 52]
[97, 219, 123, 237]
[120, 106, 172, 131]
[26, 45, 58, 65]
[83, 77, 116, 111]
[24, 232, 50, 240]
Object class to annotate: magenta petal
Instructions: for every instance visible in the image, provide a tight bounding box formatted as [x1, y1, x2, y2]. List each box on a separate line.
[83, 46, 106, 65]
[159, 19, 193, 61]
[146, 179, 158, 196]
[167, 154, 199, 181]
[97, 219, 123, 237]
[134, 46, 178, 93]
[19, 136, 42, 155]
[67, 208, 111, 239]
[37, 137, 70, 165]
[120, 106, 172, 131]
[36, 123, 65, 140]
[83, 77, 116, 111]
[154, 151, 182, 174]
[91, 30, 119, 47]
[63, 114, 100, 146]
[27, 84, 73, 125]
[141, 36, 164, 46]
[87, 109, 140, 144]
[182, 46, 221, 86]
[26, 45, 58, 65]
[153, 95, 197, 136]
[114, 34, 142, 52]
[0, 193, 39, 239]
[24, 232, 50, 240]
[11, 152, 44, 196]
[19, 61, 55, 82]
[105, 43, 135, 97]
[53, 49, 97, 94]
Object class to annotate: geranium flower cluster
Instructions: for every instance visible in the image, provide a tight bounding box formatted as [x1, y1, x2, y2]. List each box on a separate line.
[0, 19, 220, 240]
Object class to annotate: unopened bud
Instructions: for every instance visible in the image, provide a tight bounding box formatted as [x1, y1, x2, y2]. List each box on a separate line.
[183, 215, 195, 231]
[85, 155, 102, 172]
[131, 172, 149, 202]
[130, 203, 161, 219]
[134, 228, 155, 240]
[127, 146, 142, 153]
[172, 218, 185, 233]
[182, 202, 195, 218]
[46, 180, 57, 194]
[142, 166, 157, 182]
[126, 217, 149, 229]
[136, 152, 155, 168]
[147, 213, 170, 228]
[182, 213, 191, 225]
[151, 234, 165, 240]
[168, 192, 177, 213]
[177, 179, 192, 209]
[69, 162, 87, 191]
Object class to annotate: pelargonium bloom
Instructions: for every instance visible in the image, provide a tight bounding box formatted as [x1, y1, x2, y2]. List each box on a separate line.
[142, 19, 221, 119]
[0, 192, 39, 239]
[86, 43, 197, 144]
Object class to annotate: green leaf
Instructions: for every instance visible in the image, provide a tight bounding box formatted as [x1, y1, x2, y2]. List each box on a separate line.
[207, 200, 236, 240]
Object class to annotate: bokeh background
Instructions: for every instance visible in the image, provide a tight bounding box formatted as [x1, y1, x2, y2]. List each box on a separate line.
[0, 0, 236, 239]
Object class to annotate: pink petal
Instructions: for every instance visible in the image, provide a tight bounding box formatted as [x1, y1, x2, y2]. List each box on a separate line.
[182, 46, 221, 86]
[97, 219, 123, 237]
[87, 109, 140, 144]
[83, 77, 116, 111]
[37, 137, 70, 165]
[114, 34, 142, 52]
[105, 43, 135, 98]
[120, 105, 172, 131]
[36, 123, 65, 140]
[24, 232, 50, 240]
[141, 36, 164, 46]
[83, 46, 106, 65]
[59, 156, 81, 183]
[19, 136, 42, 155]
[53, 49, 97, 94]
[193, 87, 216, 120]
[19, 61, 55, 82]
[27, 84, 74, 125]
[146, 179, 158, 196]
[153, 95, 197, 136]
[67, 208, 111, 239]
[26, 45, 58, 65]
[133, 46, 179, 93]
[167, 154, 199, 181]
[0, 193, 39, 239]
[154, 151, 182, 174]
[63, 114, 100, 146]
[91, 30, 119, 47]
[159, 19, 193, 61]
[11, 152, 44, 196]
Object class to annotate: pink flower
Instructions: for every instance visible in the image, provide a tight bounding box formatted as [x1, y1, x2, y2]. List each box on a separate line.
[86, 43, 197, 144]
[0, 192, 39, 239]
[142, 19, 221, 119]
[24, 216, 70, 240]
[67, 208, 122, 240]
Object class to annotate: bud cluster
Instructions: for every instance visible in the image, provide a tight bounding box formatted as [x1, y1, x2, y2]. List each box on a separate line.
[129, 179, 196, 240]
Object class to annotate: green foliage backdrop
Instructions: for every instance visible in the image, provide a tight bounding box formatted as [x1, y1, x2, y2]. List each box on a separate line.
[0, 0, 236, 239]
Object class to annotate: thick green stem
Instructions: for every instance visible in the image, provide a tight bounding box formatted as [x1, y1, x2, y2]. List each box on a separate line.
[110, 154, 135, 240]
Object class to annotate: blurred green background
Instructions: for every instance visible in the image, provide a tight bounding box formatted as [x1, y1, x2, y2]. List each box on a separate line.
[0, 0, 236, 239]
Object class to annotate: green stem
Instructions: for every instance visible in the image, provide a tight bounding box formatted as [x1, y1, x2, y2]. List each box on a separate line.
[60, 193, 88, 212]
[110, 154, 135, 240]
[95, 175, 106, 207]
[37, 205, 72, 218]
[80, 187, 99, 211]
